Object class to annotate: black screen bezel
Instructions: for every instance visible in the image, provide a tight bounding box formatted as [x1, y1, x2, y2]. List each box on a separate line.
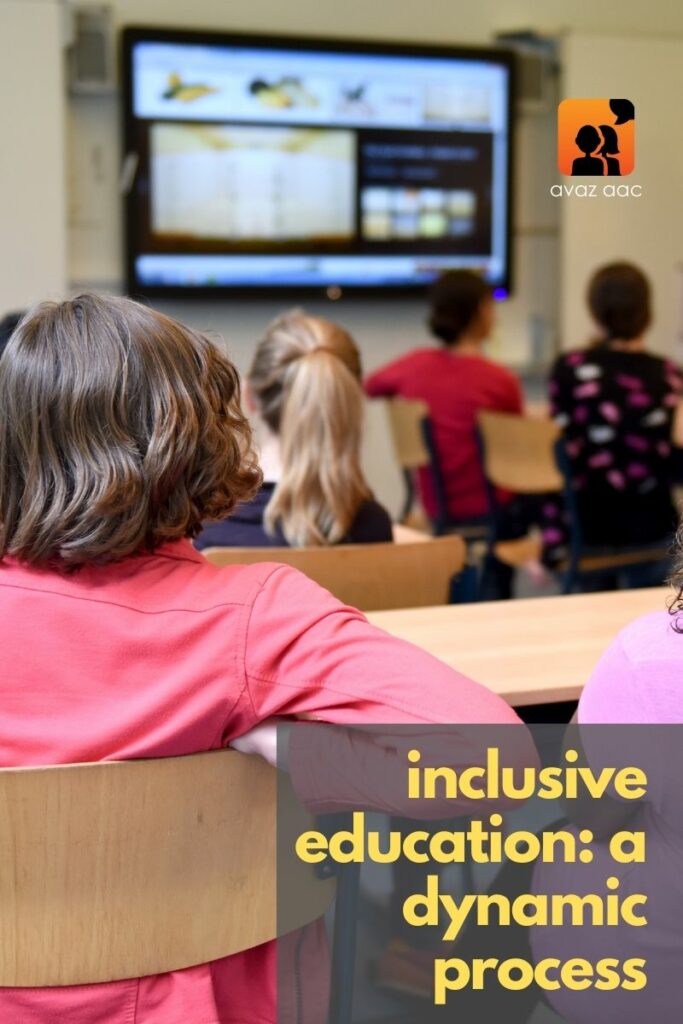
[122, 25, 515, 301]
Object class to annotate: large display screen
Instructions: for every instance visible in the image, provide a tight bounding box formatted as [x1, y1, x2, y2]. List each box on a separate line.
[122, 28, 514, 297]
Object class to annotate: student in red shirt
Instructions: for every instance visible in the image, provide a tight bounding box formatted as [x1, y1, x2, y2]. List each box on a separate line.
[365, 270, 523, 525]
[0, 293, 523, 1024]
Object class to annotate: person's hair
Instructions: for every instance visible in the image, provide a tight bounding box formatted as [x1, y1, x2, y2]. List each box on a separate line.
[598, 124, 620, 156]
[247, 309, 370, 547]
[428, 270, 493, 345]
[669, 534, 683, 629]
[0, 293, 261, 568]
[587, 262, 652, 343]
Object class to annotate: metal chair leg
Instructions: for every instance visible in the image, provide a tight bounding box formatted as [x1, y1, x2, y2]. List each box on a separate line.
[327, 861, 361, 1024]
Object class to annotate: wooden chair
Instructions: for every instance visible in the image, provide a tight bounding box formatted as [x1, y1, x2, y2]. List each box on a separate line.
[202, 536, 471, 610]
[477, 410, 672, 593]
[385, 397, 431, 525]
[478, 411, 564, 496]
[0, 750, 336, 988]
[384, 398, 488, 540]
[392, 523, 432, 544]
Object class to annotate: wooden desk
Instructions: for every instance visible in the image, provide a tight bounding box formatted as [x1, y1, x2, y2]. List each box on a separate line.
[367, 588, 670, 707]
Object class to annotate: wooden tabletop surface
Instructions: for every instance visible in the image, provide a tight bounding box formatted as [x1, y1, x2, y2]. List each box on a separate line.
[367, 587, 671, 706]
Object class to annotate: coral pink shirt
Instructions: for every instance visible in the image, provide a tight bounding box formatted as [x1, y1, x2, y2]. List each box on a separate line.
[0, 539, 520, 1023]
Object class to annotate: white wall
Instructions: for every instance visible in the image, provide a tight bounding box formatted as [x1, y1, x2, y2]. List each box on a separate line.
[560, 33, 683, 359]
[68, 0, 683, 45]
[66, 0, 683, 369]
[0, 0, 67, 310]
[7, 2, 683, 514]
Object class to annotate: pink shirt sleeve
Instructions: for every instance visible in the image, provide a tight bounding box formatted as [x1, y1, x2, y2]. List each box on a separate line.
[576, 618, 680, 826]
[243, 565, 521, 727]
[242, 565, 528, 816]
[579, 630, 655, 725]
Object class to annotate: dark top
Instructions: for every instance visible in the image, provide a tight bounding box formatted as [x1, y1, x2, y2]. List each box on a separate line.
[549, 345, 683, 548]
[571, 155, 604, 176]
[194, 483, 393, 549]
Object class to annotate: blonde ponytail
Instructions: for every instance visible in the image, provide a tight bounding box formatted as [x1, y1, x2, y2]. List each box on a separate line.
[248, 311, 371, 547]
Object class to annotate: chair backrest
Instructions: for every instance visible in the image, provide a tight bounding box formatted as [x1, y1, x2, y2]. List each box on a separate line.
[202, 537, 467, 611]
[0, 750, 335, 987]
[477, 411, 564, 494]
[385, 398, 430, 469]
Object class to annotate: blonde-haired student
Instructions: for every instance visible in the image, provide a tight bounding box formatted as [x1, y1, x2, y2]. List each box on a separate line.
[196, 309, 392, 549]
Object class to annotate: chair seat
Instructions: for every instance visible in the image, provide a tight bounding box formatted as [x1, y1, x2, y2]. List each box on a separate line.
[494, 536, 542, 567]
[572, 545, 671, 574]
[454, 523, 490, 542]
[436, 517, 489, 542]
[494, 536, 670, 574]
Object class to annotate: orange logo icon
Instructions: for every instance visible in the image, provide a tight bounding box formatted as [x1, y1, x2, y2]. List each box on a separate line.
[558, 99, 635, 176]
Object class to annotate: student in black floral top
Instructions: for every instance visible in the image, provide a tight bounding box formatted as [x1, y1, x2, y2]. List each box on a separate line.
[546, 262, 682, 577]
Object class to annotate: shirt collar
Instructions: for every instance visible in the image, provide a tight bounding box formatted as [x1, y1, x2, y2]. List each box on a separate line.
[153, 538, 206, 564]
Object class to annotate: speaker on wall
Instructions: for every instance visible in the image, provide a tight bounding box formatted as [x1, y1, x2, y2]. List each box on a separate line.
[494, 30, 559, 113]
[67, 4, 116, 95]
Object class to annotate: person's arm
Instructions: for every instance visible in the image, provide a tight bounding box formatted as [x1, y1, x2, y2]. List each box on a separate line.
[233, 565, 534, 817]
[672, 402, 683, 448]
[578, 630, 654, 725]
[242, 565, 519, 727]
[667, 363, 683, 447]
[364, 355, 411, 399]
[569, 630, 658, 837]
[392, 524, 431, 544]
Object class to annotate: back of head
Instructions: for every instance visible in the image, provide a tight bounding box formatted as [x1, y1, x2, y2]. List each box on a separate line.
[0, 293, 260, 568]
[428, 270, 493, 345]
[576, 124, 601, 155]
[587, 262, 651, 343]
[248, 310, 369, 547]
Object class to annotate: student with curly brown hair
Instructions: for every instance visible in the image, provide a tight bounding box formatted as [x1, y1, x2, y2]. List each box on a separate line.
[0, 293, 522, 1024]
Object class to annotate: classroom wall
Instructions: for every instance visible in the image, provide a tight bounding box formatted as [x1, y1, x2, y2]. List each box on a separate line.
[560, 33, 683, 361]
[65, 0, 566, 516]
[7, 1, 683, 515]
[0, 0, 67, 311]
[66, 0, 683, 365]
[64, 0, 573, 369]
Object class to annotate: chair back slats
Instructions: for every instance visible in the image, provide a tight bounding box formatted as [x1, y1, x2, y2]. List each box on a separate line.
[202, 537, 467, 611]
[478, 411, 563, 494]
[386, 398, 430, 469]
[0, 750, 335, 986]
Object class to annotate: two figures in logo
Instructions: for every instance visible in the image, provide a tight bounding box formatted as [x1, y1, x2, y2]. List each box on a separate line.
[572, 99, 634, 176]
